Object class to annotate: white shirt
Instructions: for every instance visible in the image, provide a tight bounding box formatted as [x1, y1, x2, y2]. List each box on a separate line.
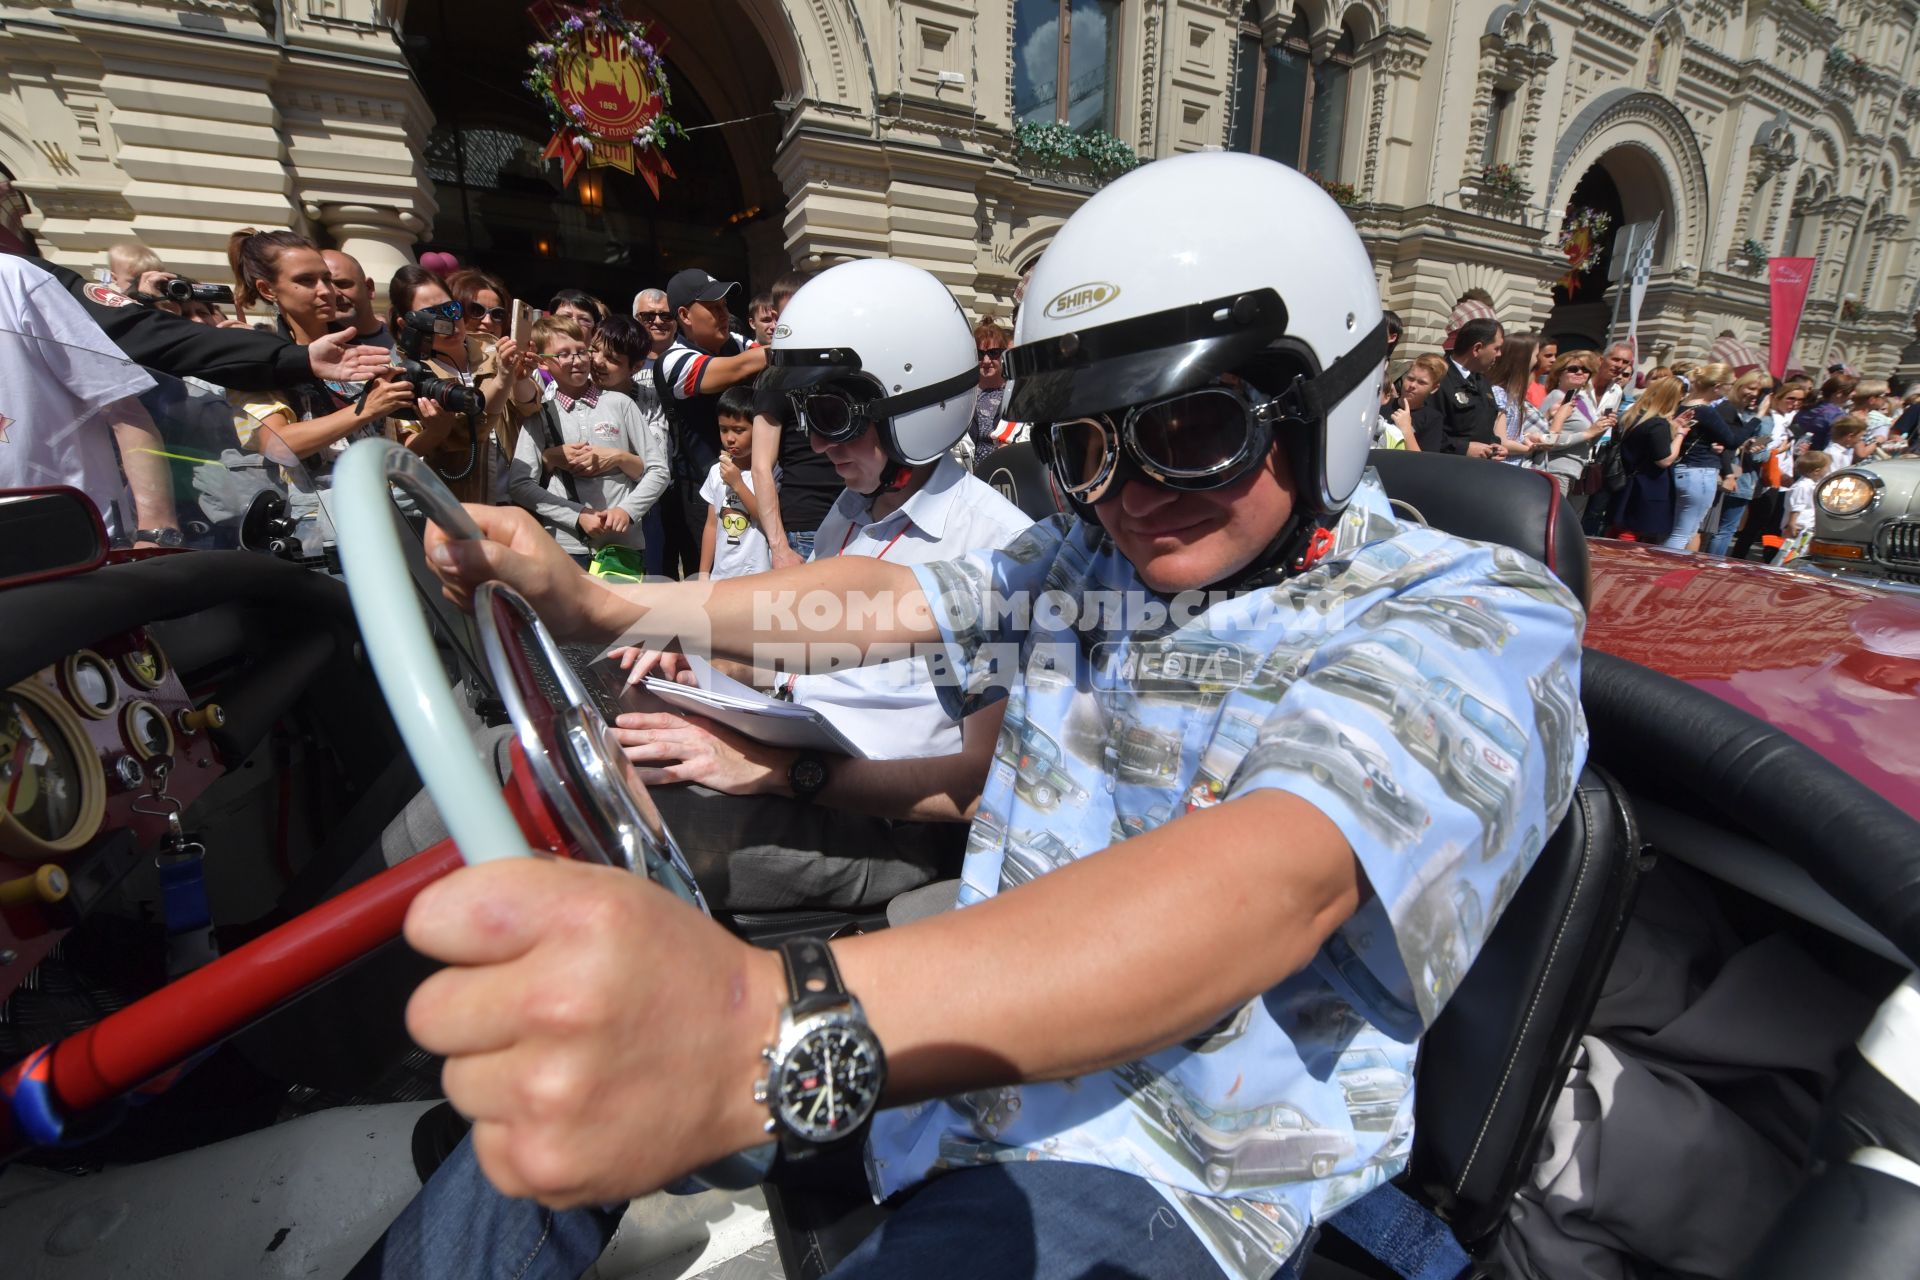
[1786, 476, 1818, 530]
[699, 459, 770, 580]
[794, 453, 1032, 759]
[506, 388, 666, 555]
[1769, 412, 1798, 479]
[0, 256, 156, 527]
[1577, 379, 1625, 423]
[1824, 442, 1855, 471]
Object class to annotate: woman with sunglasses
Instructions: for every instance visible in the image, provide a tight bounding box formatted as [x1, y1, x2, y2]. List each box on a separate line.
[388, 265, 540, 503]
[1523, 351, 1612, 496]
[968, 318, 1014, 462]
[448, 268, 511, 342]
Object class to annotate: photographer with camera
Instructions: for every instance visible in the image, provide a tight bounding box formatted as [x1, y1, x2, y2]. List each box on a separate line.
[386, 265, 540, 503]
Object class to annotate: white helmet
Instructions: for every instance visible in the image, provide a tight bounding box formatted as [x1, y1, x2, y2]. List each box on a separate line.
[1010, 152, 1386, 516]
[760, 259, 978, 471]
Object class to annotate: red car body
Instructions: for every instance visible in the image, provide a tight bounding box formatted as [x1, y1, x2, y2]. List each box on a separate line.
[1583, 539, 1920, 823]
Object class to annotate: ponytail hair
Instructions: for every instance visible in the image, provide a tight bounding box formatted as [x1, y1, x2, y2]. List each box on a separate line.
[227, 227, 318, 308]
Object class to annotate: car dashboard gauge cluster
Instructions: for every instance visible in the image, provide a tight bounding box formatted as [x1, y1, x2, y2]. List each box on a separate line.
[3, 629, 227, 993]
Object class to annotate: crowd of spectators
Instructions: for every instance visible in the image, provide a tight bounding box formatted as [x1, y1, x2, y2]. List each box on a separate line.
[1374, 290, 1918, 559]
[9, 233, 1920, 575]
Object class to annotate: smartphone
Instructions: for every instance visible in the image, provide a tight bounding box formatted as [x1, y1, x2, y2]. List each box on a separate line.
[509, 299, 533, 350]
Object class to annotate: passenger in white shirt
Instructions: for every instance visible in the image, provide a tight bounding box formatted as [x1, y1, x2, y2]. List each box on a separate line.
[607, 259, 1032, 910]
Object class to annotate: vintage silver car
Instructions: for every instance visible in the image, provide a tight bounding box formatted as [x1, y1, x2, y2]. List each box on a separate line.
[1802, 455, 1920, 593]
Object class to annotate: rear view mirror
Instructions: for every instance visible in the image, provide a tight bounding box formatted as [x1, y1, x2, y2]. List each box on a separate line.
[0, 487, 107, 587]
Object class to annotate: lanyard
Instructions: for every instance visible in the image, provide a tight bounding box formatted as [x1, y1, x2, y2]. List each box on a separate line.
[840, 518, 909, 561]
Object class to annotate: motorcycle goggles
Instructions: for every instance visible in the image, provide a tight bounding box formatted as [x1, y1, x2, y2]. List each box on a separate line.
[1008, 287, 1390, 503]
[1037, 381, 1285, 505]
[760, 345, 979, 442]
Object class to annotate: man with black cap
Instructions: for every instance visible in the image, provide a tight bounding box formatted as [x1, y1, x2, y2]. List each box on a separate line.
[651, 268, 769, 578]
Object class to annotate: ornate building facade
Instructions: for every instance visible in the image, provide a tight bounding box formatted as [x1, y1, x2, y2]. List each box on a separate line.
[5, 0, 1918, 371]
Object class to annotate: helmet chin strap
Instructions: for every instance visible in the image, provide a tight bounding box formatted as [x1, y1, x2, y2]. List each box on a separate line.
[1204, 511, 1328, 597]
[861, 461, 919, 497]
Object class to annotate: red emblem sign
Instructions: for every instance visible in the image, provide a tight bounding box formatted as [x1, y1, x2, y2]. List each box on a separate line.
[528, 2, 678, 197]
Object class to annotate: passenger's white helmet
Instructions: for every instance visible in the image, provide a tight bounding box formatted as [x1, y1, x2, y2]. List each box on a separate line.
[1009, 152, 1386, 515]
[760, 259, 978, 466]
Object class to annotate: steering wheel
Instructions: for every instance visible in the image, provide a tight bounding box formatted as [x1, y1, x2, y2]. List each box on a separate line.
[331, 438, 703, 906]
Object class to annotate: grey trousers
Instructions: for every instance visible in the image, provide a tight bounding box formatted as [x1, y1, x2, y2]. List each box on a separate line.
[381, 725, 965, 911]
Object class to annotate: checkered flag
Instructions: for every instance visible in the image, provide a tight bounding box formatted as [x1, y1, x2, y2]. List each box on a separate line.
[1624, 212, 1662, 348]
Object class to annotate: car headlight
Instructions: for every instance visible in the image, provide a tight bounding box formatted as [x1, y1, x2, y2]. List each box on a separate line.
[1817, 471, 1881, 517]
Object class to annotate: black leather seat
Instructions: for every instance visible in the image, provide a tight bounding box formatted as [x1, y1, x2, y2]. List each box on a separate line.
[972, 440, 1068, 523]
[1366, 448, 1590, 606]
[1400, 766, 1641, 1246]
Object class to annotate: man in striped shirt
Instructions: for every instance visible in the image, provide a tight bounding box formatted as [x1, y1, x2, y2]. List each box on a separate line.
[652, 268, 767, 578]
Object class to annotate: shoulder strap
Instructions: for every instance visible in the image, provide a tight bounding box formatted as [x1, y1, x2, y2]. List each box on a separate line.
[526, 400, 582, 503]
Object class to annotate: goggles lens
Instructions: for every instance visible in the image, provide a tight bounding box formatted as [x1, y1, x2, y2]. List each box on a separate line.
[1130, 387, 1259, 478]
[1048, 386, 1267, 501]
[794, 387, 869, 441]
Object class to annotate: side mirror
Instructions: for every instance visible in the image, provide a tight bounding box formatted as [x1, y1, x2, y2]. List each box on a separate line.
[0, 488, 107, 587]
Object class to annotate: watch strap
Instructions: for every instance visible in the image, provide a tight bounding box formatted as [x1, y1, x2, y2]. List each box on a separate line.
[778, 935, 849, 1018]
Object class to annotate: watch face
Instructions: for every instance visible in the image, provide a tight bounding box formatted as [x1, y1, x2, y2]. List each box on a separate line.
[792, 756, 828, 795]
[776, 1022, 884, 1143]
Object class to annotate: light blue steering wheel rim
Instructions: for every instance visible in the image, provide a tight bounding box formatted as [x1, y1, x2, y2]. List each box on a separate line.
[334, 438, 528, 864]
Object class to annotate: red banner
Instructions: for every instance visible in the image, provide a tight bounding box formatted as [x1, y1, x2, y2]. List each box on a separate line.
[1767, 257, 1816, 380]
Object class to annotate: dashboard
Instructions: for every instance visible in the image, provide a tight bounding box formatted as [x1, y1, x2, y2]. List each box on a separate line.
[1, 628, 225, 994]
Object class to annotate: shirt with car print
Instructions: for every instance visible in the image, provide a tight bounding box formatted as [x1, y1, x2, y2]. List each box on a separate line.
[867, 473, 1587, 1280]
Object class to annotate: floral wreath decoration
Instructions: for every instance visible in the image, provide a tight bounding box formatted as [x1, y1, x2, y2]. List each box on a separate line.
[526, 0, 680, 196]
[1555, 207, 1613, 297]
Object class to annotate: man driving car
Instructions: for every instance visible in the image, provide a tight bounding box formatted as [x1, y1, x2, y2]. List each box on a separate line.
[360, 154, 1587, 1280]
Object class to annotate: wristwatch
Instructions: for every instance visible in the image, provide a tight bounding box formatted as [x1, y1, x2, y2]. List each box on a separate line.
[754, 936, 887, 1157]
[788, 750, 829, 802]
[134, 528, 183, 547]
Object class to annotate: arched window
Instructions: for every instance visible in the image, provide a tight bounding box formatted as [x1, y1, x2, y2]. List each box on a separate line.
[1014, 0, 1124, 133]
[1229, 6, 1356, 178]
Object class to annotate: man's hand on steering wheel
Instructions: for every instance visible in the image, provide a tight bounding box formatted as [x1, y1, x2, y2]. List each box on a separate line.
[612, 708, 789, 793]
[404, 858, 784, 1207]
[425, 504, 620, 639]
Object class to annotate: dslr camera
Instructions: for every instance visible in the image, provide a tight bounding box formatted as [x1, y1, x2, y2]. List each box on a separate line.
[392, 304, 487, 419]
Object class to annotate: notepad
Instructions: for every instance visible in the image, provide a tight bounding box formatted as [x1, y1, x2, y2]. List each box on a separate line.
[642, 655, 869, 757]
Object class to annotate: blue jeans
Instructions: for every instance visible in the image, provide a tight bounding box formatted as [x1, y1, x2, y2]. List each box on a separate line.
[787, 529, 816, 561]
[347, 1136, 1247, 1279]
[1707, 492, 1750, 557]
[641, 508, 665, 578]
[344, 1135, 624, 1279]
[1665, 466, 1720, 550]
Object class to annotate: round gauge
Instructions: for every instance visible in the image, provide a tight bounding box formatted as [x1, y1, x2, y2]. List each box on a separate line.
[60, 651, 117, 720]
[117, 638, 168, 691]
[0, 681, 107, 861]
[120, 700, 175, 762]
